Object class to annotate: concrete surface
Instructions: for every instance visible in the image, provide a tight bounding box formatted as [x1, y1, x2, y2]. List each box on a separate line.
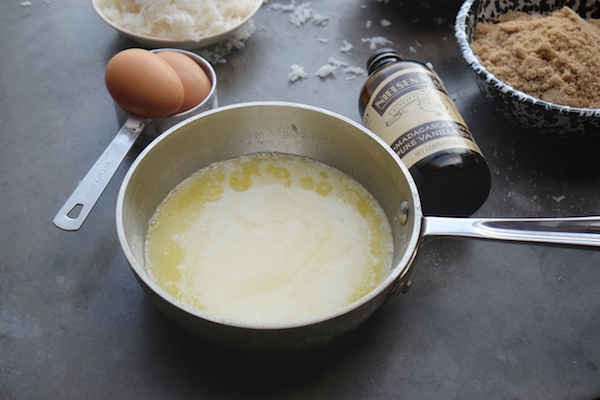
[2, 0, 600, 399]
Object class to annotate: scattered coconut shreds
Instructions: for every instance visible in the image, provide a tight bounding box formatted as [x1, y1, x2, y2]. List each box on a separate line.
[197, 20, 257, 64]
[290, 3, 315, 27]
[315, 64, 338, 78]
[361, 36, 393, 50]
[553, 195, 566, 203]
[340, 40, 354, 54]
[267, 1, 392, 82]
[20, 1, 32, 6]
[289, 63, 309, 82]
[313, 13, 330, 26]
[344, 66, 367, 76]
[328, 56, 348, 67]
[268, 3, 296, 12]
[269, 1, 329, 28]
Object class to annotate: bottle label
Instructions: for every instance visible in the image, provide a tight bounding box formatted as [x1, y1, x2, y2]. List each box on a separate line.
[363, 66, 483, 169]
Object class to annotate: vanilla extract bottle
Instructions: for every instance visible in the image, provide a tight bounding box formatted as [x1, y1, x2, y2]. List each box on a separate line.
[359, 48, 491, 217]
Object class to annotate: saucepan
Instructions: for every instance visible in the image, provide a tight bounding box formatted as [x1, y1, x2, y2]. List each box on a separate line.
[116, 102, 600, 354]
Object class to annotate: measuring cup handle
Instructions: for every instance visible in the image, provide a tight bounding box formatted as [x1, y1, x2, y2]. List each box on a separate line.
[53, 116, 149, 231]
[421, 216, 600, 249]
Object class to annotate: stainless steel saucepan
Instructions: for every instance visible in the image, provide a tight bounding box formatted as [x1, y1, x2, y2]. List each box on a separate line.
[116, 102, 600, 354]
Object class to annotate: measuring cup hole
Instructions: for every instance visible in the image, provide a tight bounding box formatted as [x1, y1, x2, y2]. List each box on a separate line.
[67, 204, 83, 219]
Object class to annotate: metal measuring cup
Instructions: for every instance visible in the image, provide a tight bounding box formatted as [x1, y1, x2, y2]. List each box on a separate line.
[54, 48, 218, 231]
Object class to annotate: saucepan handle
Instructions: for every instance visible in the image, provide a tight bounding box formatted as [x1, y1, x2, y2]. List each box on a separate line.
[421, 216, 600, 249]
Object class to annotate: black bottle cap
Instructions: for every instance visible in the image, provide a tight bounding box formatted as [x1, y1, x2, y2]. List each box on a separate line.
[366, 48, 402, 74]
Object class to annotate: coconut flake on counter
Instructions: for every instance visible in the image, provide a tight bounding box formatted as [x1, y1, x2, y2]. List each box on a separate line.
[344, 66, 367, 79]
[267, 2, 296, 12]
[327, 57, 348, 67]
[269, 2, 394, 82]
[196, 19, 257, 64]
[288, 63, 309, 82]
[268, 1, 329, 27]
[315, 64, 338, 78]
[361, 36, 393, 50]
[290, 2, 313, 26]
[340, 40, 354, 54]
[313, 57, 366, 80]
[312, 13, 330, 26]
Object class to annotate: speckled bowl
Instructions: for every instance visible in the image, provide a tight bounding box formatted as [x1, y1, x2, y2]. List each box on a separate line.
[455, 0, 600, 137]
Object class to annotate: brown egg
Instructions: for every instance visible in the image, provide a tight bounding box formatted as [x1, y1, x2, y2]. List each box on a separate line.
[104, 48, 184, 118]
[156, 51, 212, 114]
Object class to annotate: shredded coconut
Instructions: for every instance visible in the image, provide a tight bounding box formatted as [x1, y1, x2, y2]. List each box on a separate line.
[267, 2, 296, 12]
[269, 1, 329, 28]
[340, 40, 354, 54]
[312, 13, 330, 26]
[95, 0, 261, 42]
[315, 64, 338, 78]
[269, 2, 394, 82]
[197, 20, 257, 64]
[361, 36, 393, 50]
[288, 63, 309, 82]
[327, 57, 348, 67]
[290, 2, 314, 26]
[344, 66, 367, 76]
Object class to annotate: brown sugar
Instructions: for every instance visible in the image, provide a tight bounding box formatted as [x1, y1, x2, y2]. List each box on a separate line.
[471, 7, 600, 108]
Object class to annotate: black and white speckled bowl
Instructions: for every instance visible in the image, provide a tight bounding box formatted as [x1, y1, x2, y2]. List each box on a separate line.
[455, 0, 600, 137]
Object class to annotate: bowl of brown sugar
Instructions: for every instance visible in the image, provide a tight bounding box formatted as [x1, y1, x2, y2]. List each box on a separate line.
[455, 0, 600, 137]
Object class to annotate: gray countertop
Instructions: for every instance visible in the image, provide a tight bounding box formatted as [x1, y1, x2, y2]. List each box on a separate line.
[2, 1, 600, 399]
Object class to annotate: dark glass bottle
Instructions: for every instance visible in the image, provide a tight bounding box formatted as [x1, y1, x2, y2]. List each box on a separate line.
[359, 48, 491, 217]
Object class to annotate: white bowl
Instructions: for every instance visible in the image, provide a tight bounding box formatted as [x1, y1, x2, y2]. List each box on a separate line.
[92, 0, 262, 50]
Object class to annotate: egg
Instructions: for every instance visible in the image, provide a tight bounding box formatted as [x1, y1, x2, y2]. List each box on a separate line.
[156, 51, 212, 114]
[104, 48, 184, 118]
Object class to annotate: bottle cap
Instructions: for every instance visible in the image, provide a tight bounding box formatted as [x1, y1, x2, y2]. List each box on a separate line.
[366, 48, 402, 74]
